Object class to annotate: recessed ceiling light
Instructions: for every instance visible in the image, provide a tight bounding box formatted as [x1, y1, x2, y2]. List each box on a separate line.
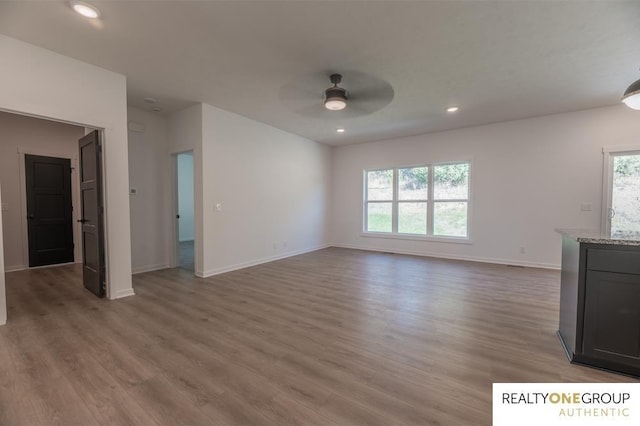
[446, 106, 459, 113]
[70, 1, 101, 19]
[336, 128, 346, 133]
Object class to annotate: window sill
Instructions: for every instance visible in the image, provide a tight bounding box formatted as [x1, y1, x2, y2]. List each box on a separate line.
[360, 232, 472, 245]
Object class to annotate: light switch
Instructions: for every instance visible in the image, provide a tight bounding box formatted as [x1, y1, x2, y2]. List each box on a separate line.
[580, 202, 592, 212]
[1, 203, 7, 212]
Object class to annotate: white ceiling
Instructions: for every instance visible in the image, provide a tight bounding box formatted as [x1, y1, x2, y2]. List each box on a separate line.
[1, 1, 639, 146]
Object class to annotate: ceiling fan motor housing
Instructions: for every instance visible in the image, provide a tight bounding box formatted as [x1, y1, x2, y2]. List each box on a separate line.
[325, 86, 348, 100]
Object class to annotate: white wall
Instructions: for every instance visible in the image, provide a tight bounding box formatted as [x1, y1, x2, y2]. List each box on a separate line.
[127, 107, 172, 274]
[332, 105, 640, 269]
[0, 112, 84, 271]
[0, 34, 133, 304]
[177, 152, 194, 242]
[200, 103, 331, 276]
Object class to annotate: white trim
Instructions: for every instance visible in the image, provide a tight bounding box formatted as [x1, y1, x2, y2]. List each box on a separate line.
[360, 231, 472, 244]
[5, 261, 82, 273]
[132, 264, 171, 275]
[602, 144, 640, 154]
[200, 244, 331, 278]
[0, 185, 6, 326]
[331, 243, 560, 270]
[111, 288, 135, 299]
[4, 264, 26, 273]
[169, 153, 179, 269]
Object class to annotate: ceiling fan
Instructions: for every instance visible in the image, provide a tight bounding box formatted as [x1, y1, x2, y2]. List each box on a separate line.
[279, 70, 394, 118]
[324, 74, 348, 111]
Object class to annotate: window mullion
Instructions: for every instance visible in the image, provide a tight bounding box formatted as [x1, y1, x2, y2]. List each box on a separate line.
[363, 171, 368, 232]
[427, 166, 434, 235]
[392, 168, 399, 233]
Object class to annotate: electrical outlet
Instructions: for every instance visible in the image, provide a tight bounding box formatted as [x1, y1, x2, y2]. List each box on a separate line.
[1, 203, 8, 212]
[581, 202, 592, 212]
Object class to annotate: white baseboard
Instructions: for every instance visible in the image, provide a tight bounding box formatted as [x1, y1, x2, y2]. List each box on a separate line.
[4, 264, 27, 273]
[132, 263, 170, 274]
[200, 244, 331, 278]
[110, 288, 135, 300]
[4, 262, 81, 272]
[330, 243, 560, 270]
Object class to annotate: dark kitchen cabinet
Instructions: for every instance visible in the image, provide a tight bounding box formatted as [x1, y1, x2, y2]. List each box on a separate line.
[557, 231, 640, 378]
[582, 271, 640, 368]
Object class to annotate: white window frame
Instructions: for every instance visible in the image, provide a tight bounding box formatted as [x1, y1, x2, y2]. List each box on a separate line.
[363, 160, 472, 243]
[602, 145, 640, 236]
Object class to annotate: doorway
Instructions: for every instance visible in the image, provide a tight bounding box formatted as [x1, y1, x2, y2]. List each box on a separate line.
[24, 154, 74, 267]
[0, 112, 108, 306]
[175, 151, 194, 271]
[603, 149, 640, 239]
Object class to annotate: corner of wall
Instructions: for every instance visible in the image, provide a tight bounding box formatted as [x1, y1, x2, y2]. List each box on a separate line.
[0, 185, 7, 326]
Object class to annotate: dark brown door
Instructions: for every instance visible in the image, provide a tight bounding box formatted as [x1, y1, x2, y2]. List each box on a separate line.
[25, 154, 74, 267]
[79, 131, 105, 297]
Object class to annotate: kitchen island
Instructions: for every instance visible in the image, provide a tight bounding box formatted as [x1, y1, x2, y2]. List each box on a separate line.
[557, 228, 640, 377]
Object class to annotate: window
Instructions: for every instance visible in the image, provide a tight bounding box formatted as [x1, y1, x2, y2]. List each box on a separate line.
[602, 147, 640, 239]
[364, 162, 470, 239]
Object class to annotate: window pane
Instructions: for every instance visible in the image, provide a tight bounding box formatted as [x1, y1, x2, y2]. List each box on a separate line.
[398, 202, 427, 234]
[367, 169, 393, 201]
[399, 167, 428, 200]
[612, 154, 640, 239]
[434, 163, 469, 200]
[434, 202, 467, 237]
[367, 203, 392, 232]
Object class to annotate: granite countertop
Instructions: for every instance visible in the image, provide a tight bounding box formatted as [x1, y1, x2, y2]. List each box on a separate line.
[555, 228, 640, 246]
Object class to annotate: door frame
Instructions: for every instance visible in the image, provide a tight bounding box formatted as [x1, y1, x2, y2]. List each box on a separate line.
[601, 144, 640, 236]
[17, 148, 82, 269]
[170, 150, 195, 271]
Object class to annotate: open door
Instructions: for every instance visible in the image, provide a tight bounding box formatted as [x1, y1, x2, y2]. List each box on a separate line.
[78, 130, 105, 297]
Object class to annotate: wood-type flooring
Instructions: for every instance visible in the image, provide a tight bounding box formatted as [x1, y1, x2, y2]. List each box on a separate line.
[0, 248, 635, 425]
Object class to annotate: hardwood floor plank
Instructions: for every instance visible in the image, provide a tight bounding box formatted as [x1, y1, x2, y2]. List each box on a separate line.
[126, 376, 213, 426]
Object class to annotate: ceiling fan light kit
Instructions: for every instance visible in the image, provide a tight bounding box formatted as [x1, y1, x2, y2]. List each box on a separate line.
[622, 78, 640, 110]
[324, 74, 348, 111]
